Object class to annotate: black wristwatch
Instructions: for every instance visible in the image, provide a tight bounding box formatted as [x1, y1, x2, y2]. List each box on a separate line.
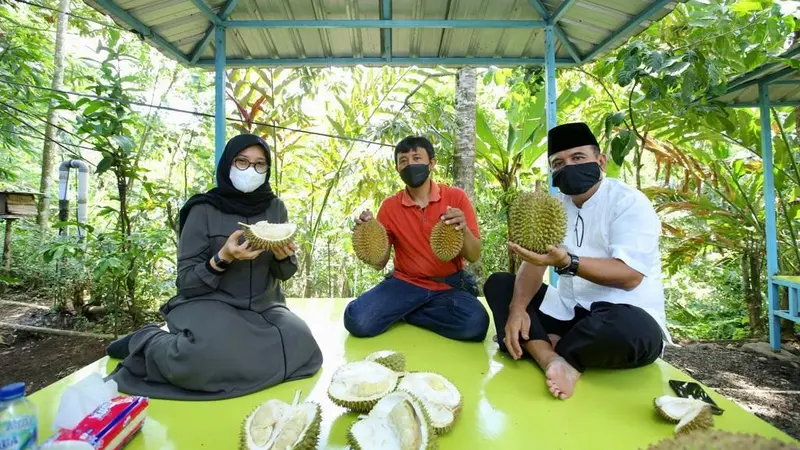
[555, 252, 579, 276]
[213, 252, 231, 270]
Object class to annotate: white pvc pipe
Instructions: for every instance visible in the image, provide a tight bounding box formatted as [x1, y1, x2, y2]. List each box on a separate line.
[58, 159, 89, 240]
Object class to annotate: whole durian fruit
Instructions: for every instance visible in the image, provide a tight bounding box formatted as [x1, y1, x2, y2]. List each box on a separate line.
[645, 430, 800, 449]
[365, 350, 406, 372]
[327, 361, 400, 413]
[429, 221, 463, 261]
[240, 390, 321, 450]
[347, 390, 437, 450]
[352, 219, 390, 267]
[508, 190, 567, 254]
[239, 221, 297, 251]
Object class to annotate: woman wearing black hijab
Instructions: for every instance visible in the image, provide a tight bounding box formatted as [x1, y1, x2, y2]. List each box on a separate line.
[105, 134, 323, 401]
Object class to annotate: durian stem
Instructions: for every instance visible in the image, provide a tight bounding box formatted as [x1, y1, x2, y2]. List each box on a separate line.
[292, 389, 302, 406]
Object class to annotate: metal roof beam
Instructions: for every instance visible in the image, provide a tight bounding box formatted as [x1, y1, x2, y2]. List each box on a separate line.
[382, 0, 392, 62]
[93, 0, 190, 65]
[724, 46, 800, 91]
[526, 0, 582, 63]
[769, 80, 800, 86]
[195, 56, 577, 68]
[551, 0, 578, 23]
[582, 0, 675, 63]
[224, 19, 547, 28]
[190, 0, 240, 64]
[188, 0, 223, 26]
[726, 101, 800, 108]
[724, 66, 796, 95]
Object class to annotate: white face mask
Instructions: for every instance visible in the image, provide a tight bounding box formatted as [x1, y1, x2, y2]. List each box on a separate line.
[230, 167, 266, 193]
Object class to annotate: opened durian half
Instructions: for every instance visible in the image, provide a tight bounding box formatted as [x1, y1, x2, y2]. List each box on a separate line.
[397, 372, 462, 434]
[239, 220, 297, 251]
[653, 396, 714, 435]
[240, 391, 321, 450]
[328, 361, 400, 413]
[365, 350, 406, 373]
[352, 219, 390, 267]
[348, 391, 437, 450]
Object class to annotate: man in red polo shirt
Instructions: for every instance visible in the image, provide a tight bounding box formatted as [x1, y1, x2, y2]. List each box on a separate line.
[344, 136, 490, 342]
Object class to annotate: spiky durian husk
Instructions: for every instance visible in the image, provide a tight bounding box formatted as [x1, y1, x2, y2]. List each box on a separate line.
[352, 219, 389, 266]
[239, 221, 296, 251]
[675, 403, 713, 435]
[508, 190, 567, 254]
[327, 361, 399, 413]
[365, 350, 406, 373]
[646, 430, 800, 450]
[429, 221, 463, 262]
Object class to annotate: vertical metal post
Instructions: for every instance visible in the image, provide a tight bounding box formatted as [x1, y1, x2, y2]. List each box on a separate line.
[214, 26, 227, 168]
[759, 83, 780, 352]
[545, 25, 559, 287]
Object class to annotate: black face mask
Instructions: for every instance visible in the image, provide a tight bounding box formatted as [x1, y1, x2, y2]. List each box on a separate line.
[399, 163, 430, 188]
[552, 162, 601, 195]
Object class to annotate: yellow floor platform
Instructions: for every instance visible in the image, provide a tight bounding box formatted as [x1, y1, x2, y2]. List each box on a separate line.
[29, 298, 796, 449]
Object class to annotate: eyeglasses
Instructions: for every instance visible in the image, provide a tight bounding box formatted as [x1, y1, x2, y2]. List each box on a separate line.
[574, 211, 584, 248]
[233, 157, 269, 174]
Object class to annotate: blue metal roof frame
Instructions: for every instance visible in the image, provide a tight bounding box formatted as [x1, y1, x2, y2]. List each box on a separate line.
[83, 0, 685, 69]
[713, 45, 800, 108]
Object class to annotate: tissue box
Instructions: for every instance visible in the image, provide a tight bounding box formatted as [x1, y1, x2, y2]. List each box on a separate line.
[42, 396, 149, 450]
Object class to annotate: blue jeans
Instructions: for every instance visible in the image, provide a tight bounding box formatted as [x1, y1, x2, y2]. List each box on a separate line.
[343, 276, 490, 342]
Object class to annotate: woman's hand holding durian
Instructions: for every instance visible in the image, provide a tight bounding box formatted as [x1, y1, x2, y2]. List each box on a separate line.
[210, 230, 297, 272]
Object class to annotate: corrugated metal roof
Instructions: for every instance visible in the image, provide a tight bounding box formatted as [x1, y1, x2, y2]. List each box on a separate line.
[83, 0, 684, 69]
[714, 46, 800, 107]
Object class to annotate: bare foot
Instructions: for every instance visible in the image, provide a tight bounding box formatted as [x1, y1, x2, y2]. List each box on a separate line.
[545, 357, 581, 400]
[548, 334, 561, 349]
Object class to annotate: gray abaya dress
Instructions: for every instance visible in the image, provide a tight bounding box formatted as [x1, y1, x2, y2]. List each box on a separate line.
[108, 199, 323, 400]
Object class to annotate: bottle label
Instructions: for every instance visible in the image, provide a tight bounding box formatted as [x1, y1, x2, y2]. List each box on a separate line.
[0, 415, 37, 450]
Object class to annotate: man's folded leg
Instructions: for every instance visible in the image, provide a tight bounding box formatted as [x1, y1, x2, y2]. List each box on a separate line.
[554, 301, 664, 372]
[343, 276, 430, 338]
[404, 288, 490, 342]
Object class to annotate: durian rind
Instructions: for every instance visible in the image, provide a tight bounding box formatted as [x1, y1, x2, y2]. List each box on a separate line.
[646, 430, 800, 450]
[508, 190, 567, 254]
[239, 221, 296, 251]
[674, 403, 713, 435]
[327, 361, 400, 413]
[365, 350, 406, 373]
[352, 220, 390, 266]
[429, 221, 463, 262]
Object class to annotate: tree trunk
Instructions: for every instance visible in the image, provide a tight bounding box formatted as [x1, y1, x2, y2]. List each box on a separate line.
[453, 67, 482, 286]
[744, 247, 765, 335]
[36, 0, 71, 232]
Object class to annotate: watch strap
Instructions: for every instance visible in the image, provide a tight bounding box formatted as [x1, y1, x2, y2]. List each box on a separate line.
[213, 252, 231, 269]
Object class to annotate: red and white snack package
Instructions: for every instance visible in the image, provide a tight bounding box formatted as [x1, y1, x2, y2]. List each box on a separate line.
[41, 396, 149, 450]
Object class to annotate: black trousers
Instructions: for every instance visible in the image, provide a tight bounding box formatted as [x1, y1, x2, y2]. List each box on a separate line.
[484, 272, 663, 372]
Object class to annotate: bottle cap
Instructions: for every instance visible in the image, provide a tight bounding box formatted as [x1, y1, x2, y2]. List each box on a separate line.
[0, 382, 25, 401]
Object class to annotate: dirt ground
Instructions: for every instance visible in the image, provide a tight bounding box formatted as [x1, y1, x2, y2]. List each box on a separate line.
[1, 298, 799, 440]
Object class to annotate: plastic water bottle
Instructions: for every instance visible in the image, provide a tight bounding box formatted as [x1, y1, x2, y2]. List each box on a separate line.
[0, 383, 38, 450]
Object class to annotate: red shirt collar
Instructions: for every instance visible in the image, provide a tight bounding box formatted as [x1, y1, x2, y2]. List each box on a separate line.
[400, 179, 441, 207]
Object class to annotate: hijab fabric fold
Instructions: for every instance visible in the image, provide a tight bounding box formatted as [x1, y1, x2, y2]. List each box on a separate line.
[178, 134, 277, 236]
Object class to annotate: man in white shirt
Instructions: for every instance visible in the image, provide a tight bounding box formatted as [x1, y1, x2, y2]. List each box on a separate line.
[484, 122, 670, 401]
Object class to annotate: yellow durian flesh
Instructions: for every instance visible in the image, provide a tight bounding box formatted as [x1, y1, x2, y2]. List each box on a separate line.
[328, 361, 399, 413]
[240, 221, 296, 251]
[352, 220, 390, 266]
[429, 221, 463, 261]
[508, 190, 567, 254]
